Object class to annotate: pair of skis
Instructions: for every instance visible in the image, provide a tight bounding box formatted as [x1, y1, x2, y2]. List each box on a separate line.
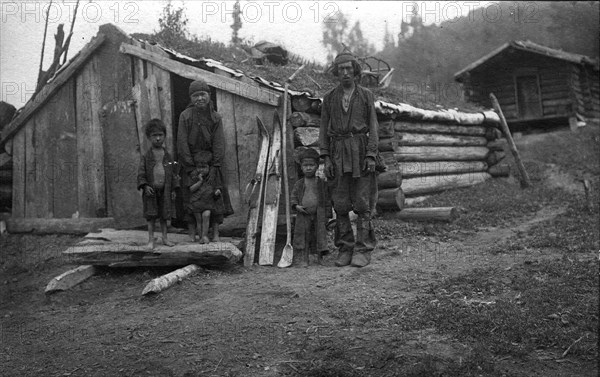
[243, 112, 288, 267]
[244, 65, 304, 268]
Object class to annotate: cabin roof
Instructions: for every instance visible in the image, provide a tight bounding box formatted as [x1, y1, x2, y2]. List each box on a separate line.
[454, 40, 599, 81]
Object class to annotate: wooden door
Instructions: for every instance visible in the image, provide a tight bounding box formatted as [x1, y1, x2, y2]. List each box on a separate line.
[516, 75, 542, 119]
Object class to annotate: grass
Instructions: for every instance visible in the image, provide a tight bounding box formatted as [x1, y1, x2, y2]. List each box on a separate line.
[406, 257, 598, 359]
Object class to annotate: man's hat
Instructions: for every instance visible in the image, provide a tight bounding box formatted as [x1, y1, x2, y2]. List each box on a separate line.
[331, 47, 361, 77]
[189, 80, 210, 95]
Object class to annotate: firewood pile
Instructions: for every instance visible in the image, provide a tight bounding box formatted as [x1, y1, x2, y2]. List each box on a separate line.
[288, 95, 510, 213]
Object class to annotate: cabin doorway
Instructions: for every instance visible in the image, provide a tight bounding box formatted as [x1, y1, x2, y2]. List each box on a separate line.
[515, 75, 542, 119]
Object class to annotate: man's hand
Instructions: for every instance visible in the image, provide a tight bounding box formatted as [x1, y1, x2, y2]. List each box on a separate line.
[171, 191, 176, 201]
[364, 156, 376, 173]
[143, 185, 155, 197]
[295, 205, 309, 215]
[324, 156, 334, 179]
[214, 188, 222, 197]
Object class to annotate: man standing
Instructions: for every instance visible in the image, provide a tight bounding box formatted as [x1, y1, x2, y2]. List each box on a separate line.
[319, 50, 379, 268]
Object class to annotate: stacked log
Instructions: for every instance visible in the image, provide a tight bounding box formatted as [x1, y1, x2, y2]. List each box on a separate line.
[288, 97, 503, 213]
[0, 153, 11, 211]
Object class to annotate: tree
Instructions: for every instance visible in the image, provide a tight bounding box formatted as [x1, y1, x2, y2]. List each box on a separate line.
[230, 0, 242, 45]
[156, 0, 189, 48]
[322, 12, 349, 62]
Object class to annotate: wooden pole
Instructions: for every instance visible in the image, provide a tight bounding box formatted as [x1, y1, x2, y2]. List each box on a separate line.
[395, 207, 458, 222]
[489, 93, 531, 188]
[36, 0, 53, 91]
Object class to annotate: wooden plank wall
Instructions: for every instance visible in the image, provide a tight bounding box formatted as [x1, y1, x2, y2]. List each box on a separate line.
[13, 83, 78, 218]
[214, 68, 286, 220]
[76, 55, 106, 217]
[11, 129, 25, 217]
[130, 40, 174, 156]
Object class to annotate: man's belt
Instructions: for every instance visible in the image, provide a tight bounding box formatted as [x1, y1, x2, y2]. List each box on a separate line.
[330, 131, 367, 140]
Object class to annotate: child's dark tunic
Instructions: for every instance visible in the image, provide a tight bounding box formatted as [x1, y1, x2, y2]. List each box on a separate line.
[137, 148, 178, 220]
[291, 176, 332, 253]
[189, 176, 217, 213]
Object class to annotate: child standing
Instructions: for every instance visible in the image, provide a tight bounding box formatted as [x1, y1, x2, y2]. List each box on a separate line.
[137, 119, 179, 249]
[291, 148, 332, 266]
[187, 151, 222, 244]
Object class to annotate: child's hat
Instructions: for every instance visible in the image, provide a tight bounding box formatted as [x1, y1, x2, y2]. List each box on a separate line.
[189, 80, 210, 95]
[299, 147, 320, 162]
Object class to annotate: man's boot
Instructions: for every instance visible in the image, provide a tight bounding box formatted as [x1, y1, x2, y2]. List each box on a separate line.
[334, 214, 354, 267]
[351, 215, 375, 267]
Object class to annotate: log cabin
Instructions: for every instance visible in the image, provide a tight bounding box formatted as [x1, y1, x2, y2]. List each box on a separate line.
[1, 23, 510, 233]
[0, 23, 286, 231]
[454, 40, 599, 131]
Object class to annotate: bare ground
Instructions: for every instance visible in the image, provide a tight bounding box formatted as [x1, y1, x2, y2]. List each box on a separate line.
[1, 128, 598, 377]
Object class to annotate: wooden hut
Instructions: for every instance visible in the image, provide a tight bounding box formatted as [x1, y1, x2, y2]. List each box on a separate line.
[455, 40, 599, 130]
[0, 23, 285, 232]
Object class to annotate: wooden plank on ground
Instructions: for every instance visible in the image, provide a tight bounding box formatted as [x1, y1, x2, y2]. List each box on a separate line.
[120, 43, 280, 106]
[11, 130, 25, 217]
[63, 241, 242, 267]
[395, 207, 458, 222]
[6, 217, 115, 234]
[84, 228, 244, 250]
[45, 265, 96, 293]
[142, 264, 201, 295]
[76, 55, 106, 217]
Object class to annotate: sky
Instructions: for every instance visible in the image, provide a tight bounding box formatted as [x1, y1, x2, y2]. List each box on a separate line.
[0, 0, 494, 108]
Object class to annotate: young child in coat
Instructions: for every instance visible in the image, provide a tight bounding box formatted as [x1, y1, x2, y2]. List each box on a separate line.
[291, 148, 332, 266]
[137, 119, 179, 249]
[187, 151, 222, 244]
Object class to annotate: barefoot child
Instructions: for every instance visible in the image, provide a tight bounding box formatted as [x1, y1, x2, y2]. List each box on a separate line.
[137, 119, 179, 249]
[291, 148, 332, 266]
[187, 151, 222, 243]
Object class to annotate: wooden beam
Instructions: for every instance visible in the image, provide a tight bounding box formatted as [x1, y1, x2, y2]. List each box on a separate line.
[390, 146, 489, 162]
[402, 172, 491, 196]
[142, 264, 201, 295]
[0, 34, 106, 148]
[6, 217, 115, 234]
[377, 188, 405, 211]
[394, 207, 458, 222]
[45, 265, 96, 293]
[490, 93, 531, 188]
[120, 43, 280, 106]
[397, 133, 487, 147]
[63, 241, 242, 267]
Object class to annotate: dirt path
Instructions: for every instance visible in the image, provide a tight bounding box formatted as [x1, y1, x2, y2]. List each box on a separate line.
[1, 200, 595, 377]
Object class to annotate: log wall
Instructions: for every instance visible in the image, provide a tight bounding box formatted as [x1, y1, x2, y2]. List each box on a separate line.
[289, 97, 503, 212]
[462, 50, 589, 122]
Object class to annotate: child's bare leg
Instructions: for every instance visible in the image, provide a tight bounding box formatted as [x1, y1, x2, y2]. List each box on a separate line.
[200, 210, 211, 244]
[160, 219, 174, 246]
[212, 222, 220, 242]
[187, 216, 196, 242]
[193, 213, 203, 243]
[147, 219, 156, 249]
